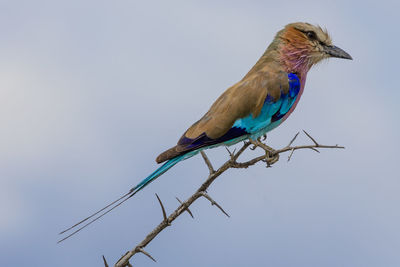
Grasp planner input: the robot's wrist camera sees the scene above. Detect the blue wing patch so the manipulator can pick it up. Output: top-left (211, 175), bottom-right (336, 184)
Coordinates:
top-left (233, 73), bottom-right (301, 137)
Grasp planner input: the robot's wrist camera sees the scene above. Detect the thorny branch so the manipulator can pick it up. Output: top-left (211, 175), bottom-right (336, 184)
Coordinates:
top-left (108, 132), bottom-right (344, 267)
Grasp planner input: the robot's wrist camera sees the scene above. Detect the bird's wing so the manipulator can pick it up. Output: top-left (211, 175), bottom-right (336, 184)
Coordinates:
top-left (156, 68), bottom-right (300, 163)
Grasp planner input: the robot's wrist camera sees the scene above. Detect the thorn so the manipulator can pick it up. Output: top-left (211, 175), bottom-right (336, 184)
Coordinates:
top-left (225, 147), bottom-right (236, 159)
top-left (138, 248), bottom-right (157, 262)
top-left (309, 147), bottom-right (320, 153)
top-left (303, 130), bottom-right (319, 146)
top-left (176, 197), bottom-right (194, 218)
top-left (225, 147), bottom-right (233, 156)
top-left (199, 191), bottom-right (230, 218)
top-left (287, 148), bottom-right (295, 162)
top-left (288, 132), bottom-right (300, 147)
top-left (155, 193), bottom-right (169, 225)
top-left (102, 255), bottom-right (109, 267)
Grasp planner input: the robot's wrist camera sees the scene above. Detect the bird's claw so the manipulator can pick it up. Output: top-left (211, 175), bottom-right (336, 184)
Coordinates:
top-left (256, 134), bottom-right (267, 143)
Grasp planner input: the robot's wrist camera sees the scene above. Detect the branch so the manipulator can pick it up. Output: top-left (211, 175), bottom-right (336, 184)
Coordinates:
top-left (112, 132), bottom-right (343, 266)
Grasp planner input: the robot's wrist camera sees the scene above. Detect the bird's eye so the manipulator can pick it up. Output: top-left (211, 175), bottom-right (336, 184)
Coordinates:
top-left (306, 31), bottom-right (317, 40)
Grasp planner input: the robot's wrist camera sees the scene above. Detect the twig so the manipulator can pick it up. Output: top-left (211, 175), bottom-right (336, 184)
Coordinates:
top-left (113, 132), bottom-right (343, 266)
top-left (200, 151), bottom-right (215, 174)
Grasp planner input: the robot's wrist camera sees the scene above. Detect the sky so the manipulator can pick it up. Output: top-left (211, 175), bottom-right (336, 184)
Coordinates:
top-left (0, 0), bottom-right (399, 266)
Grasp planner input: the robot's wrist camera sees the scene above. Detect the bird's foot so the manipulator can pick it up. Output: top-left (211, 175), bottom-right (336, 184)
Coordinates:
top-left (249, 138), bottom-right (279, 167)
top-left (263, 152), bottom-right (279, 167)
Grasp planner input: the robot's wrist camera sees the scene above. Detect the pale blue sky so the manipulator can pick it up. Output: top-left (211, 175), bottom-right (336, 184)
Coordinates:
top-left (1, 0), bottom-right (399, 266)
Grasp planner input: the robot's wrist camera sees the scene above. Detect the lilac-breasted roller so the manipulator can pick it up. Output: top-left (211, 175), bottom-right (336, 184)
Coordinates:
top-left (60, 22), bottom-right (352, 240)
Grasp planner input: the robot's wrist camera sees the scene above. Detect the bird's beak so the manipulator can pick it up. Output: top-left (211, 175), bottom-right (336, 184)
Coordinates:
top-left (323, 45), bottom-right (352, 60)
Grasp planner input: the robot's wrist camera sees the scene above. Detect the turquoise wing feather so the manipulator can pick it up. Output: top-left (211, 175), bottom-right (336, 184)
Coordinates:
top-left (232, 72), bottom-right (301, 139)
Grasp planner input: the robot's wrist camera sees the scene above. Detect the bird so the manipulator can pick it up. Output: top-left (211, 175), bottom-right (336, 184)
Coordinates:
top-left (59, 22), bottom-right (352, 242)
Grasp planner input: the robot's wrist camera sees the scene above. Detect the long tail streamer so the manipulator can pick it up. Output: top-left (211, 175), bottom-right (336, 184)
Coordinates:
top-left (58, 154), bottom-right (187, 243)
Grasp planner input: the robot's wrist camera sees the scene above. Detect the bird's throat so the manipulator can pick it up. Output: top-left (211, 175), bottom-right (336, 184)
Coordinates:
top-left (279, 45), bottom-right (312, 77)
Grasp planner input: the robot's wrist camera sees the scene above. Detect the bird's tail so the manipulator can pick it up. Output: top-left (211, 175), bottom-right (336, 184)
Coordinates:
top-left (58, 152), bottom-right (195, 243)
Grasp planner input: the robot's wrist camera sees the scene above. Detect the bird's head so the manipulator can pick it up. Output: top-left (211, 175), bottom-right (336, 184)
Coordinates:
top-left (276, 22), bottom-right (352, 74)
